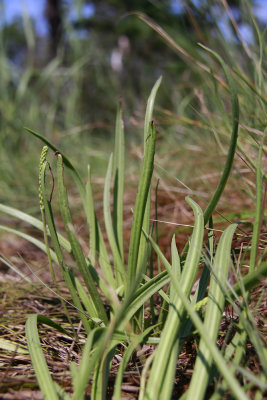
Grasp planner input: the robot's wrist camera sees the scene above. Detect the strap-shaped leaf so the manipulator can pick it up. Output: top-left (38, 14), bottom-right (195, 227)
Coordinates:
top-left (57, 154), bottom-right (108, 325)
top-left (26, 314), bottom-right (69, 400)
top-left (250, 131), bottom-right (266, 270)
top-left (0, 203), bottom-right (71, 252)
top-left (72, 328), bottom-right (106, 400)
top-left (137, 77), bottom-right (162, 275)
top-left (127, 121), bottom-right (156, 288)
top-left (145, 197), bottom-right (204, 399)
top-left (40, 161), bottom-right (91, 333)
top-left (199, 45), bottom-right (239, 224)
top-left (113, 101), bottom-right (125, 260)
top-left (186, 223), bottom-right (238, 400)
top-left (104, 154), bottom-right (125, 287)
top-left (155, 249), bottom-right (249, 400)
top-left (86, 165), bottom-right (116, 294)
top-left (113, 325), bottom-right (156, 400)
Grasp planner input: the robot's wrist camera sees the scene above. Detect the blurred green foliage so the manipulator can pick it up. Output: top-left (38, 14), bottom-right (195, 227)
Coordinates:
top-left (0, 0), bottom-right (266, 207)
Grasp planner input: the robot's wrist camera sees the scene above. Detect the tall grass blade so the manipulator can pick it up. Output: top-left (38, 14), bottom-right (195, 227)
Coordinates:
top-left (40, 158), bottom-right (91, 333)
top-left (91, 345), bottom-right (117, 399)
top-left (194, 260), bottom-right (267, 311)
top-left (231, 261), bottom-right (267, 296)
top-left (233, 68), bottom-right (267, 106)
top-left (133, 12), bottom-right (223, 81)
top-left (26, 314), bottom-right (63, 400)
top-left (39, 148), bottom-right (55, 282)
top-left (25, 129), bottom-right (117, 295)
top-left (0, 204), bottom-right (71, 252)
top-left (124, 270), bottom-right (170, 322)
top-left (212, 322), bottom-right (248, 398)
top-left (198, 45), bottom-right (239, 224)
top-left (170, 234), bottom-right (181, 303)
top-left (86, 164), bottom-right (97, 262)
top-left (113, 326), bottom-right (155, 400)
top-left (22, 3), bottom-right (35, 55)
top-left (0, 225), bottom-right (58, 262)
top-left (127, 121), bottom-right (156, 289)
top-left (0, 255), bottom-right (31, 283)
top-left (74, 277), bottom-right (102, 327)
top-left (137, 76), bottom-right (162, 275)
top-left (145, 197), bottom-right (204, 399)
top-left (153, 252), bottom-right (249, 400)
top-left (113, 101), bottom-right (125, 260)
top-left (144, 76), bottom-right (162, 141)
top-left (104, 153), bottom-right (125, 288)
top-left (39, 153), bottom-right (79, 334)
top-left (186, 223), bottom-right (238, 400)
top-left (250, 132), bottom-right (265, 270)
top-left (72, 328), bottom-right (106, 400)
top-left (85, 165), bottom-right (116, 291)
top-left (57, 154), bottom-right (108, 325)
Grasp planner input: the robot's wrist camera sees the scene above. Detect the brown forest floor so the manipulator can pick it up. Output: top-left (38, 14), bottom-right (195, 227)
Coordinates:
top-left (0, 179), bottom-right (266, 399)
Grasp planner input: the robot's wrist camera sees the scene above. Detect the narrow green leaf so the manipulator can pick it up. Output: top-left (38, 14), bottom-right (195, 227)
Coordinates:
top-left (144, 76), bottom-right (162, 144)
top-left (152, 254), bottom-right (249, 400)
top-left (57, 154), bottom-right (108, 325)
top-left (127, 121), bottom-right (156, 288)
top-left (233, 68), bottom-right (267, 106)
top-left (194, 260), bottom-right (267, 311)
top-left (0, 204), bottom-right (71, 253)
top-left (113, 326), bottom-right (156, 400)
top-left (145, 197), bottom-right (204, 399)
top-left (0, 225), bottom-right (58, 262)
top-left (250, 131), bottom-right (266, 270)
top-left (0, 254), bottom-right (32, 283)
top-left (24, 128), bottom-right (120, 294)
top-left (137, 77), bottom-right (162, 275)
top-left (170, 234), bottom-right (180, 303)
top-left (74, 277), bottom-right (103, 326)
top-left (86, 165), bottom-right (116, 293)
top-left (213, 321), bottom-right (247, 398)
top-left (124, 270), bottom-right (170, 322)
top-left (72, 328), bottom-right (106, 400)
top-left (22, 5), bottom-right (35, 51)
top-left (186, 223), bottom-right (238, 400)
top-left (86, 164), bottom-right (97, 262)
top-left (113, 101), bottom-right (125, 260)
top-left (198, 45), bottom-right (239, 224)
top-left (26, 314), bottom-right (60, 400)
top-left (40, 161), bottom-right (91, 333)
top-left (91, 345), bottom-right (117, 399)
top-left (104, 153), bottom-right (126, 287)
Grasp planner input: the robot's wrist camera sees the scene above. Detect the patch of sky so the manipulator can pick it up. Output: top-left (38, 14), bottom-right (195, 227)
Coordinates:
top-left (1, 0), bottom-right (95, 37)
top-left (1, 0), bottom-right (266, 40)
top-left (170, 0), bottom-right (184, 15)
top-left (207, 3), bottom-right (256, 45)
top-left (253, 0), bottom-right (267, 22)
top-left (66, 1), bottom-right (95, 39)
top-left (1, 0), bottom-right (47, 36)
top-left (239, 24), bottom-right (254, 44)
top-left (67, 1), bottom-right (95, 22)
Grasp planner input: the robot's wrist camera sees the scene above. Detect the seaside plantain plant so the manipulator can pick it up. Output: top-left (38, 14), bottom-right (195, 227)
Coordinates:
top-left (0, 45), bottom-right (266, 399)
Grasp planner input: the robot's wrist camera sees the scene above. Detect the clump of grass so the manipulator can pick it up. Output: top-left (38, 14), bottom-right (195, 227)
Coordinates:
top-left (1, 8), bottom-right (267, 399)
top-left (1, 65), bottom-right (267, 400)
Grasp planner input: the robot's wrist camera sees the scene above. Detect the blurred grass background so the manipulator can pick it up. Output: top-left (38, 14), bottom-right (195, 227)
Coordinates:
top-left (0, 0), bottom-right (266, 222)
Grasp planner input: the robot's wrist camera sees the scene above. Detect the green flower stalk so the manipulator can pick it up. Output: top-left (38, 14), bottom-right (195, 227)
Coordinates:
top-left (39, 145), bottom-right (48, 211)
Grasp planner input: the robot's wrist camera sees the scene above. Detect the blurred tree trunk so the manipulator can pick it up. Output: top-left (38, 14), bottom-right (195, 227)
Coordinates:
top-left (45, 0), bottom-right (62, 59)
